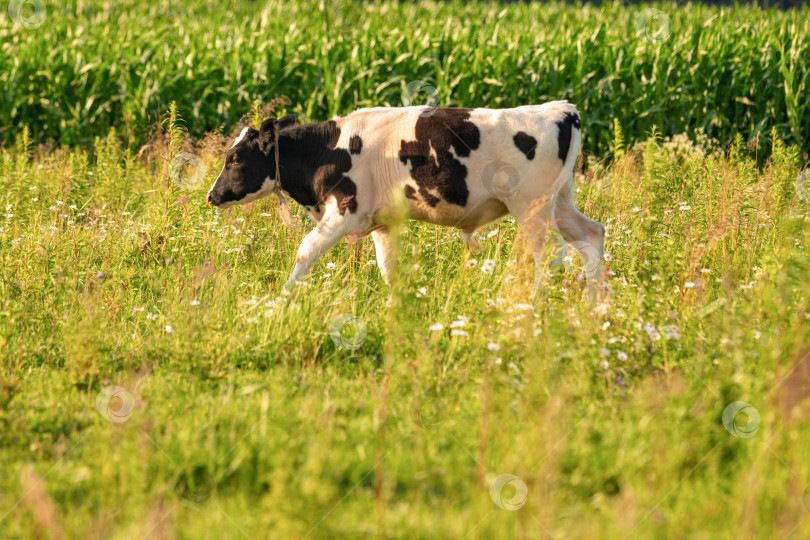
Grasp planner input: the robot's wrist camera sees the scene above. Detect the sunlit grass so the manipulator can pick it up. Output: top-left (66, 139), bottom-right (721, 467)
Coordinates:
top-left (0, 115), bottom-right (808, 538)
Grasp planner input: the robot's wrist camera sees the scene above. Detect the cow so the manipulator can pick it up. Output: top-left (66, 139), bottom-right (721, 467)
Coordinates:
top-left (206, 102), bottom-right (605, 297)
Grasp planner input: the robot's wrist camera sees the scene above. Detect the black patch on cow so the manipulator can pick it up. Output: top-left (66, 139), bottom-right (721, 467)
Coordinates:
top-left (349, 135), bottom-right (362, 155)
top-left (555, 112), bottom-right (581, 164)
top-left (398, 108), bottom-right (480, 207)
top-left (513, 131), bottom-right (537, 160)
top-left (275, 120), bottom-right (358, 215)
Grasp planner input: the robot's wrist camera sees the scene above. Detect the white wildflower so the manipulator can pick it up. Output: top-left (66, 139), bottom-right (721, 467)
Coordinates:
top-left (643, 322), bottom-right (661, 341)
top-left (663, 325), bottom-right (681, 340)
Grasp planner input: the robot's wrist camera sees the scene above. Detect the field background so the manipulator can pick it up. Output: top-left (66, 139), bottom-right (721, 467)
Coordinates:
top-left (2, 1), bottom-right (810, 539)
top-left (1, 0), bottom-right (809, 155)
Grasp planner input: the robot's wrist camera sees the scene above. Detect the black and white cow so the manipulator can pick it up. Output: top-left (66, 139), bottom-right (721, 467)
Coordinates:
top-left (207, 102), bottom-right (605, 295)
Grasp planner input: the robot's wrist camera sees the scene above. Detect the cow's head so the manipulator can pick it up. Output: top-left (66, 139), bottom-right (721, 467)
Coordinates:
top-left (207, 115), bottom-right (296, 208)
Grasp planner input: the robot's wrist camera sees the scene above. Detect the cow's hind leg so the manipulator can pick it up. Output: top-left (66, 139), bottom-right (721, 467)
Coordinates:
top-left (554, 183), bottom-right (605, 301)
top-left (284, 203), bottom-right (366, 291)
top-left (505, 194), bottom-right (557, 292)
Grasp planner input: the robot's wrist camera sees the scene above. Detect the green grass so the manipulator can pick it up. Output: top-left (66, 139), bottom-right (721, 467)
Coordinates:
top-left (1, 0), bottom-right (809, 155)
top-left (0, 116), bottom-right (808, 538)
top-left (2, 0), bottom-right (810, 537)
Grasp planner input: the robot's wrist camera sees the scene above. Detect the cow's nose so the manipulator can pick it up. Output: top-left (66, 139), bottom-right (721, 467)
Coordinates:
top-left (207, 192), bottom-right (214, 205)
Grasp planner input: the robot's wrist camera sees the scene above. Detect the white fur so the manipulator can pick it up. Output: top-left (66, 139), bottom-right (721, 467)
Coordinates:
top-left (231, 127), bottom-right (250, 148)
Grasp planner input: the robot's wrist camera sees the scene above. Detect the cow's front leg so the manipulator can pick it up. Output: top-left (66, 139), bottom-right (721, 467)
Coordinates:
top-left (284, 206), bottom-right (363, 291)
top-left (371, 229), bottom-right (397, 284)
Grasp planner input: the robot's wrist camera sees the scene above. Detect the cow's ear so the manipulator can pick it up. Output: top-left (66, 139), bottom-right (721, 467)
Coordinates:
top-left (278, 114), bottom-right (296, 130)
top-left (258, 118), bottom-right (279, 154)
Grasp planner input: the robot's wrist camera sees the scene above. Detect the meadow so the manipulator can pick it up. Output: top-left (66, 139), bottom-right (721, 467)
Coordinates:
top-left (2, 0), bottom-right (810, 539)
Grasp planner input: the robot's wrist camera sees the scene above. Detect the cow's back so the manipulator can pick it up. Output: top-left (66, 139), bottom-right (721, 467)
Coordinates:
top-left (331, 103), bottom-right (580, 226)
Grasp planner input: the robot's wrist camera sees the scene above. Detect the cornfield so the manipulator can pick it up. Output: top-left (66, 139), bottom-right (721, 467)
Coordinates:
top-left (1, 0), bottom-right (809, 155)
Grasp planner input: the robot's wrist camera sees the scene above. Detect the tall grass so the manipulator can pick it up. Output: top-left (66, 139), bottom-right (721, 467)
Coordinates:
top-left (0, 110), bottom-right (808, 537)
top-left (1, 0), bottom-right (809, 156)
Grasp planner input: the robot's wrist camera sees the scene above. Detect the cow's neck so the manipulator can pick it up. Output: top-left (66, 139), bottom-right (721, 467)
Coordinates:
top-left (274, 120), bottom-right (345, 210)
top-left (274, 131), bottom-right (317, 208)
